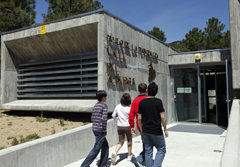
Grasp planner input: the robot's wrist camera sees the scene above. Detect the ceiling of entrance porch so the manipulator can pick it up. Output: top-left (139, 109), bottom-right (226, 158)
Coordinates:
top-left (4, 23), bottom-right (98, 61)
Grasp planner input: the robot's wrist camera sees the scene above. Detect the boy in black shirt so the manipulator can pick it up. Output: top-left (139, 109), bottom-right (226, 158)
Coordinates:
top-left (138, 82), bottom-right (168, 167)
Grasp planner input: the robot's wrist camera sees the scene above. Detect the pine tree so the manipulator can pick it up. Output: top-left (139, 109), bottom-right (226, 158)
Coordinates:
top-left (148, 26), bottom-right (167, 42)
top-left (0, 0), bottom-right (36, 33)
top-left (0, 0), bottom-right (36, 60)
top-left (43, 0), bottom-right (103, 22)
top-left (204, 17), bottom-right (225, 50)
top-left (184, 27), bottom-right (205, 51)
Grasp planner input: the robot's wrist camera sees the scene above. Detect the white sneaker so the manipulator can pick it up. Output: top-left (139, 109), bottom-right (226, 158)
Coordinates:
top-left (111, 153), bottom-right (117, 165)
top-left (127, 155), bottom-right (132, 161)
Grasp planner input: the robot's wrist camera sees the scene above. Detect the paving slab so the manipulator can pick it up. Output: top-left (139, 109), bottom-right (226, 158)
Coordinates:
top-left (64, 123), bottom-right (226, 167)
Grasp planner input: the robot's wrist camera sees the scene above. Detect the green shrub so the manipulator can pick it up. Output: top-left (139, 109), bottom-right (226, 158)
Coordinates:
top-left (11, 134), bottom-right (41, 146)
top-left (19, 135), bottom-right (26, 143)
top-left (36, 111), bottom-right (52, 122)
top-left (11, 138), bottom-right (19, 146)
top-left (59, 117), bottom-right (65, 126)
top-left (25, 133), bottom-right (40, 141)
top-left (7, 136), bottom-right (14, 140)
top-left (0, 146), bottom-right (6, 150)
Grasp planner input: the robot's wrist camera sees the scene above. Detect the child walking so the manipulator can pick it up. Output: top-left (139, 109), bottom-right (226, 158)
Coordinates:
top-left (81, 90), bottom-right (109, 167)
top-left (111, 93), bottom-right (132, 165)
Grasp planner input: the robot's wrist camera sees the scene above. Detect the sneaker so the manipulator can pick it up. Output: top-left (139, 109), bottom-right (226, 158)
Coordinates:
top-left (111, 153), bottom-right (117, 165)
top-left (127, 155), bottom-right (132, 161)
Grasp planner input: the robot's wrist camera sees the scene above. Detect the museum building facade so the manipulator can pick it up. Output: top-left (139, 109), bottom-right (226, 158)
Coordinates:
top-left (0, 9), bottom-right (234, 125)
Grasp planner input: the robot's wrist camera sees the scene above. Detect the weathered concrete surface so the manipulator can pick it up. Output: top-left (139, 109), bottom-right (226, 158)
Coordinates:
top-left (220, 99), bottom-right (240, 167)
top-left (1, 10), bottom-right (179, 125)
top-left (4, 23), bottom-right (98, 60)
top-left (169, 49), bottom-right (231, 66)
top-left (1, 13), bottom-right (102, 107)
top-left (2, 100), bottom-right (97, 112)
top-left (103, 13), bottom-right (178, 124)
top-left (0, 119), bottom-right (137, 167)
top-left (229, 0), bottom-right (240, 90)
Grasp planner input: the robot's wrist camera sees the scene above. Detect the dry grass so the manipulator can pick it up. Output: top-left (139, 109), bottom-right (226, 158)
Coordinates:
top-left (0, 110), bottom-right (91, 149)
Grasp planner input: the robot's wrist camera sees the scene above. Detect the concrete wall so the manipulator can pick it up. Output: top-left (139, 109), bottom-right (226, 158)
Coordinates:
top-left (229, 0), bottom-right (240, 92)
top-left (220, 99), bottom-right (240, 167)
top-left (169, 49), bottom-right (231, 66)
top-left (1, 10), bottom-right (179, 124)
top-left (1, 12), bottom-right (102, 111)
top-left (0, 119), bottom-right (136, 167)
top-left (102, 13), bottom-right (178, 123)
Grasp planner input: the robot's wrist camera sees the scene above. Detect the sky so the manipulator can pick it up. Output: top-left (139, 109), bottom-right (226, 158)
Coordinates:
top-left (35, 0), bottom-right (230, 43)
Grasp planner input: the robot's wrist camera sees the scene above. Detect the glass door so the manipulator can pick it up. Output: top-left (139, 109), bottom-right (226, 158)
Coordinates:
top-left (173, 67), bottom-right (200, 123)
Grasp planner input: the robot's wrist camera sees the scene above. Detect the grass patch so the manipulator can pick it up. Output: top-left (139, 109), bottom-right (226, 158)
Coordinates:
top-left (36, 111), bottom-right (52, 122)
top-left (7, 136), bottom-right (14, 140)
top-left (11, 133), bottom-right (41, 146)
top-left (63, 128), bottom-right (68, 131)
top-left (83, 122), bottom-right (89, 125)
top-left (11, 137), bottom-right (19, 146)
top-left (0, 146), bottom-right (6, 150)
top-left (8, 122), bottom-right (12, 126)
top-left (59, 117), bottom-right (65, 126)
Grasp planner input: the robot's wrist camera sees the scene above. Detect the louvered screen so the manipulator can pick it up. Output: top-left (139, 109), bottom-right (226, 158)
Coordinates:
top-left (17, 52), bottom-right (98, 99)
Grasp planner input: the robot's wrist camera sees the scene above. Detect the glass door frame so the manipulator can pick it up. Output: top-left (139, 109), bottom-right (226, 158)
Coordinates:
top-left (171, 65), bottom-right (202, 124)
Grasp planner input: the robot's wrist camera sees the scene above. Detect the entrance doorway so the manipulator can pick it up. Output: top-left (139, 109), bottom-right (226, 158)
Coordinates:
top-left (201, 65), bottom-right (232, 126)
top-left (172, 63), bottom-right (232, 126)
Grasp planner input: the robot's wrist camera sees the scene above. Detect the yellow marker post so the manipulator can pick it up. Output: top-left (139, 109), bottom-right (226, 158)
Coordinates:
top-left (41, 25), bottom-right (46, 34)
top-left (195, 53), bottom-right (201, 62)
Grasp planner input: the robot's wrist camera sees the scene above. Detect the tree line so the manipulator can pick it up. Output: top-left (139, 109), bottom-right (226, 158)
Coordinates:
top-left (0, 1), bottom-right (230, 55)
top-left (148, 17), bottom-right (230, 52)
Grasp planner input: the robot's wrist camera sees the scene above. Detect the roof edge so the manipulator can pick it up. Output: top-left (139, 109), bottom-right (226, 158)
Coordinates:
top-left (0, 9), bottom-right (180, 52)
top-left (168, 48), bottom-right (231, 56)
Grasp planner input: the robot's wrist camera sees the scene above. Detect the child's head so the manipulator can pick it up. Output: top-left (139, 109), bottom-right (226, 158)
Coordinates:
top-left (96, 90), bottom-right (107, 102)
top-left (120, 93), bottom-right (131, 106)
top-left (138, 83), bottom-right (147, 94)
top-left (148, 82), bottom-right (158, 96)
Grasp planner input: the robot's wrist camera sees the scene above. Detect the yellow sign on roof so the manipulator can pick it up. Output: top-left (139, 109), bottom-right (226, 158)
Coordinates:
top-left (41, 25), bottom-right (46, 34)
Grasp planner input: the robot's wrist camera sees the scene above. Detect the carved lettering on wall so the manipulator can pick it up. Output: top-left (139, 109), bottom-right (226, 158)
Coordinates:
top-left (106, 35), bottom-right (159, 59)
top-left (115, 76), bottom-right (122, 84)
top-left (107, 75), bottom-right (135, 85)
top-left (107, 48), bottom-right (125, 61)
top-left (108, 75), bottom-right (113, 83)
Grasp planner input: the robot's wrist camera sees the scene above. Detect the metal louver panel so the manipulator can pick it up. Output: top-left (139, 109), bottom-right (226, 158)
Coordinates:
top-left (17, 51), bottom-right (98, 99)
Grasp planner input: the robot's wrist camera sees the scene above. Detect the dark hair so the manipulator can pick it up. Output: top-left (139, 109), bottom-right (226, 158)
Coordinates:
top-left (96, 90), bottom-right (107, 102)
top-left (148, 82), bottom-right (158, 96)
top-left (138, 83), bottom-right (147, 93)
top-left (120, 93), bottom-right (131, 106)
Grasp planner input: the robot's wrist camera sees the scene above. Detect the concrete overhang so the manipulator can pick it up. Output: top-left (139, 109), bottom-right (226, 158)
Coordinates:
top-left (4, 23), bottom-right (98, 61)
top-left (168, 48), bottom-right (231, 66)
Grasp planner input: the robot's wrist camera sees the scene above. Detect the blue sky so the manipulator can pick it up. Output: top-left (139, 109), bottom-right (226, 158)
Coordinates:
top-left (35, 0), bottom-right (230, 43)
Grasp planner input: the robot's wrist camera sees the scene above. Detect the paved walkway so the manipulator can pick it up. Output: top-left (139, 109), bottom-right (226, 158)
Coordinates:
top-left (65, 123), bottom-right (226, 167)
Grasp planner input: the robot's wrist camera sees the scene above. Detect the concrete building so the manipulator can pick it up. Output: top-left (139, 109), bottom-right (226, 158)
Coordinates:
top-left (229, 0), bottom-right (240, 96)
top-left (0, 8), bottom-right (235, 126)
top-left (0, 9), bottom-right (178, 123)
